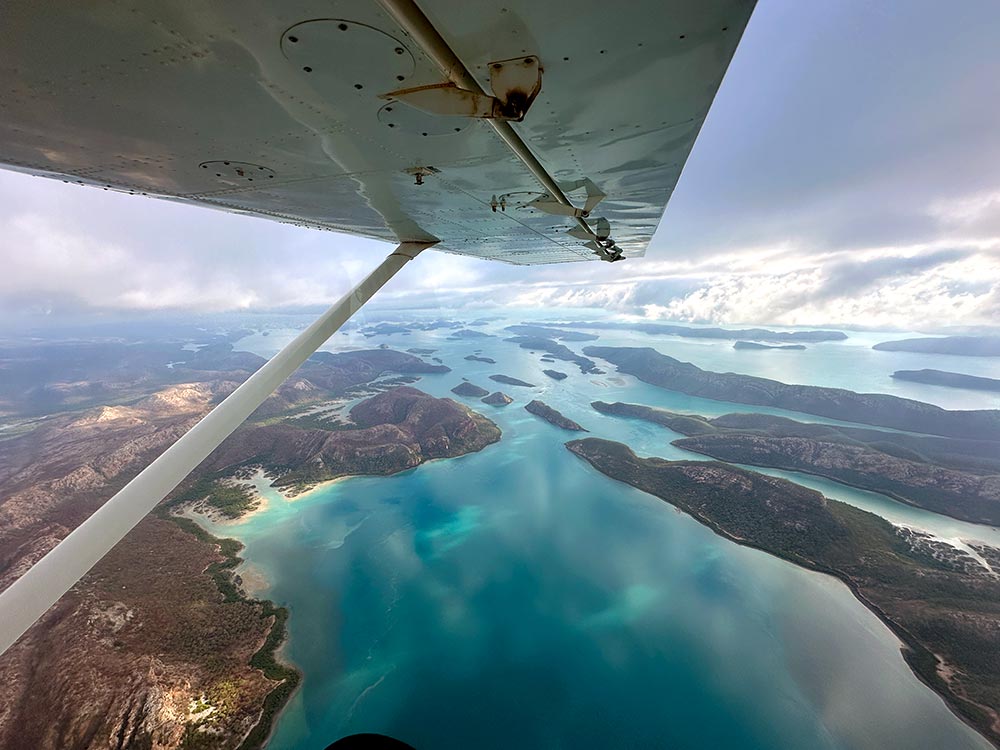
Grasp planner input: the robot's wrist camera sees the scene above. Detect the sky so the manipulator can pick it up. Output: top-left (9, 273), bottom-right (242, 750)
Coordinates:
top-left (1, 0), bottom-right (999, 331)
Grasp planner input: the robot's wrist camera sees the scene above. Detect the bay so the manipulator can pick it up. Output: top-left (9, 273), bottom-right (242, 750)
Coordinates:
top-left (199, 310), bottom-right (999, 749)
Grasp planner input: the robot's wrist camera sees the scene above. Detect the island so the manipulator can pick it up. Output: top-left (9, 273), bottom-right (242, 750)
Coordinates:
top-left (543, 369), bottom-right (568, 380)
top-left (505, 335), bottom-right (600, 374)
top-left (525, 401), bottom-right (586, 431)
top-left (584, 346), bottom-right (1000, 441)
top-left (504, 324), bottom-right (599, 342)
top-left (566, 437), bottom-right (1000, 748)
top-left (591, 402), bottom-right (1000, 525)
top-left (451, 381), bottom-right (490, 398)
top-left (481, 391), bottom-right (513, 406)
top-left (465, 354), bottom-right (497, 364)
top-left (733, 341), bottom-right (806, 350)
top-left (892, 369), bottom-right (1000, 393)
top-left (360, 320), bottom-right (463, 337)
top-left (0, 336), bottom-right (491, 750)
top-left (874, 336), bottom-right (1000, 357)
top-left (448, 328), bottom-right (493, 339)
top-left (489, 374), bottom-right (536, 387)
top-left (539, 321), bottom-right (847, 342)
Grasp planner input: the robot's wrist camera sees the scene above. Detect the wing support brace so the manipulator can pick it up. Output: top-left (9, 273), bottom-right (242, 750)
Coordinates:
top-left (375, 0), bottom-right (624, 260)
top-left (0, 241), bottom-right (435, 656)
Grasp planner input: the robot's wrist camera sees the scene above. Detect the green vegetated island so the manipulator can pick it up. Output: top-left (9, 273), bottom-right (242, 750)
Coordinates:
top-left (874, 336), bottom-right (1000, 357)
top-left (585, 346), bottom-right (1000, 441)
top-left (893, 369), bottom-right (1000, 393)
top-left (567, 437), bottom-right (1000, 747)
top-left (591, 402), bottom-right (1000, 526)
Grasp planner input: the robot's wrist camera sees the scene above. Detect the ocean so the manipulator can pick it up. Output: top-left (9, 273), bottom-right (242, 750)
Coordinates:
top-left (194, 310), bottom-right (1000, 749)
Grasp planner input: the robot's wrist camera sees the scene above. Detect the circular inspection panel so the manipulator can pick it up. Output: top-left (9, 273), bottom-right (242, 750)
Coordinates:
top-left (281, 20), bottom-right (415, 93)
top-left (376, 102), bottom-right (469, 136)
top-left (199, 160), bottom-right (275, 184)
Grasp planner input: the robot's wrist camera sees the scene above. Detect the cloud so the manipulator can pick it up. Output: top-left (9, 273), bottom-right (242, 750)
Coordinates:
top-left (2, 0), bottom-right (1000, 332)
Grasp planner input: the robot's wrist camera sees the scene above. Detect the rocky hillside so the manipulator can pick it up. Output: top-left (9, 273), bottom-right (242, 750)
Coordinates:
top-left (592, 401), bottom-right (1000, 525)
top-left (198, 386), bottom-right (501, 493)
top-left (585, 346), bottom-right (1000, 440)
top-left (567, 438), bottom-right (1000, 747)
top-left (0, 341), bottom-right (464, 750)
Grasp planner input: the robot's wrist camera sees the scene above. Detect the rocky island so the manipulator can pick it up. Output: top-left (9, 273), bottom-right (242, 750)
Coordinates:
top-left (585, 346), bottom-right (1000, 441)
top-left (452, 381), bottom-right (490, 397)
top-left (525, 400), bottom-right (586, 431)
top-left (733, 341), bottom-right (806, 350)
top-left (448, 328), bottom-right (493, 340)
top-left (465, 354), bottom-right (497, 364)
top-left (592, 401), bottom-right (1000, 525)
top-left (481, 391), bottom-right (513, 406)
top-left (874, 336), bottom-right (1000, 357)
top-left (489, 374), bottom-right (536, 387)
top-left (543, 369), bottom-right (568, 380)
top-left (567, 437), bottom-right (1000, 748)
top-left (504, 324), bottom-right (598, 342)
top-left (892, 369), bottom-right (1000, 393)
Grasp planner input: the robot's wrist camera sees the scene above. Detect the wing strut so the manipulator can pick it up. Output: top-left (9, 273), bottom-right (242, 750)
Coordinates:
top-left (374, 0), bottom-right (620, 258)
top-left (0, 241), bottom-right (435, 656)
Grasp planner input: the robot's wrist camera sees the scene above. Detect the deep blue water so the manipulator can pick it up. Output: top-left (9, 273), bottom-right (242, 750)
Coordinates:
top-left (199, 311), bottom-right (1000, 750)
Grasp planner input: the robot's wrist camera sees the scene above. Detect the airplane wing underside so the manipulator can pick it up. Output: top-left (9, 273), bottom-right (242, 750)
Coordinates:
top-left (0, 1), bottom-right (753, 263)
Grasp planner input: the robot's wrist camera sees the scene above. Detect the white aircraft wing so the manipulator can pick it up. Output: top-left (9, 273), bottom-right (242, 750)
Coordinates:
top-left (0, 0), bottom-right (756, 653)
top-left (0, 0), bottom-right (754, 264)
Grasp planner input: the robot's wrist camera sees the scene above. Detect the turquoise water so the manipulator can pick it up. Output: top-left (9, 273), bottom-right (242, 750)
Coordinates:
top-left (206, 312), bottom-right (999, 749)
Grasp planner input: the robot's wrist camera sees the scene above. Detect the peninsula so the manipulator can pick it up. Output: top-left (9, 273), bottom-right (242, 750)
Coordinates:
top-left (193, 387), bottom-right (501, 495)
top-left (584, 346), bottom-right (1000, 441)
top-left (592, 402), bottom-right (1000, 525)
top-left (567, 438), bottom-right (1000, 748)
top-left (892, 369), bottom-right (1000, 393)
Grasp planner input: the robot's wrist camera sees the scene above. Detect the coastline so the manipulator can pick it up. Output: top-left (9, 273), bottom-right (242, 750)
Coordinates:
top-left (155, 505), bottom-right (301, 750)
top-left (566, 445), bottom-right (1000, 749)
top-left (671, 444), bottom-right (1000, 534)
top-left (158, 410), bottom-right (503, 746)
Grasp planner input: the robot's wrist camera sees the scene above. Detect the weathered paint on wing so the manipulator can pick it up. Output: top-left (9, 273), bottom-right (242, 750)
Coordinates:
top-left (0, 1), bottom-right (754, 262)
